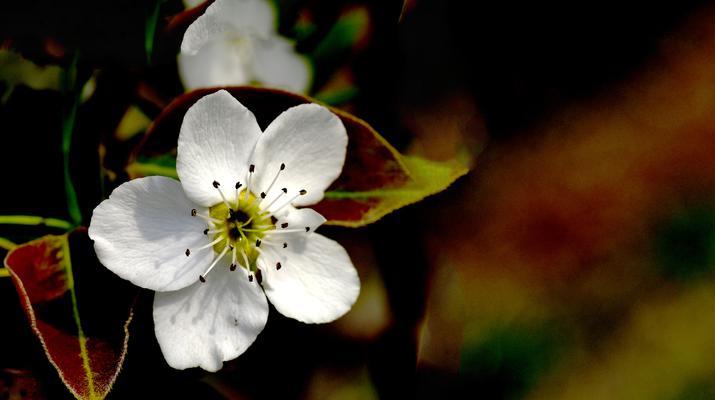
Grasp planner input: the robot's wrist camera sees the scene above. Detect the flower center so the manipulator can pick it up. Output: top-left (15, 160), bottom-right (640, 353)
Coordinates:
top-left (207, 192), bottom-right (273, 264)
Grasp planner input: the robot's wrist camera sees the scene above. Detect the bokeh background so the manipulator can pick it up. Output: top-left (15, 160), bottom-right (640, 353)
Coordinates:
top-left (2, 0), bottom-right (715, 398)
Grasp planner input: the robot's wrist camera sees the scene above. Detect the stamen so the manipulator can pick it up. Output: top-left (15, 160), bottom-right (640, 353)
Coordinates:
top-left (259, 188), bottom-right (287, 213)
top-left (255, 239), bottom-right (261, 247)
top-left (234, 181), bottom-right (242, 209)
top-left (192, 209), bottom-right (221, 224)
top-left (283, 242), bottom-right (288, 248)
top-left (244, 164), bottom-right (255, 204)
top-left (276, 262), bottom-right (282, 270)
top-left (259, 163), bottom-right (285, 204)
top-left (281, 223), bottom-right (288, 228)
top-left (268, 228), bottom-right (309, 234)
top-left (269, 189), bottom-right (308, 217)
top-left (212, 180), bottom-right (233, 210)
top-left (199, 244), bottom-right (230, 282)
top-left (240, 249), bottom-right (251, 271)
top-left (203, 229), bottom-right (209, 235)
top-left (185, 249), bottom-right (190, 257)
top-left (249, 274), bottom-right (254, 282)
top-left (195, 235), bottom-right (226, 251)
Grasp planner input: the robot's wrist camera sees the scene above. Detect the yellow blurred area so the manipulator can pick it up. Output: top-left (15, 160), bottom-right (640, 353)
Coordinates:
top-left (418, 3), bottom-right (715, 396)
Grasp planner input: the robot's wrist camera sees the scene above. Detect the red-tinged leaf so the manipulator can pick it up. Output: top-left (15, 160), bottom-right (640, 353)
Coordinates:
top-left (129, 86), bottom-right (467, 227)
top-left (4, 228), bottom-right (136, 400)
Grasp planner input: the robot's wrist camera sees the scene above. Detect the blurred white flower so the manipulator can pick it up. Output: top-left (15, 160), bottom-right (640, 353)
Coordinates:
top-left (179, 0), bottom-right (311, 93)
top-left (89, 90), bottom-right (358, 371)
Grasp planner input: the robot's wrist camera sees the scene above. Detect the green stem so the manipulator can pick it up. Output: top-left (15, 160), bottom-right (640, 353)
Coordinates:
top-left (0, 215), bottom-right (73, 230)
top-left (0, 237), bottom-right (16, 250)
top-left (61, 52), bottom-right (83, 225)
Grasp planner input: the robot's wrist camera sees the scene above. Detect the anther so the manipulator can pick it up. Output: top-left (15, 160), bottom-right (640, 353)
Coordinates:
top-left (230, 264), bottom-right (236, 271)
top-left (300, 189), bottom-right (307, 195)
top-left (212, 180), bottom-right (220, 188)
top-left (185, 249), bottom-right (190, 257)
top-left (305, 227), bottom-right (310, 232)
top-left (260, 192), bottom-right (266, 199)
top-left (283, 242), bottom-right (287, 248)
top-left (199, 275), bottom-right (206, 283)
top-left (203, 229), bottom-right (209, 235)
top-left (248, 274), bottom-right (254, 282)
top-left (235, 182), bottom-right (242, 189)
top-left (191, 208), bottom-right (197, 216)
top-left (280, 163), bottom-right (285, 170)
top-left (276, 262), bottom-right (282, 270)
top-left (281, 223), bottom-right (288, 228)
top-left (249, 164), bottom-right (255, 173)
top-left (282, 188), bottom-right (287, 193)
top-left (255, 239), bottom-right (261, 247)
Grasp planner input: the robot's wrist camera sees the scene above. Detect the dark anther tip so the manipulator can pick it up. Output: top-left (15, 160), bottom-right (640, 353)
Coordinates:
top-left (283, 242), bottom-right (288, 248)
top-left (249, 275), bottom-right (254, 282)
top-left (191, 209), bottom-right (197, 216)
top-left (255, 239), bottom-right (261, 247)
top-left (185, 249), bottom-right (191, 257)
top-left (230, 264), bottom-right (236, 271)
top-left (260, 192), bottom-right (266, 199)
top-left (281, 222), bottom-right (288, 228)
top-left (199, 275), bottom-right (206, 283)
top-left (212, 180), bottom-right (220, 188)
top-left (305, 227), bottom-right (310, 232)
top-left (249, 164), bottom-right (255, 173)
top-left (281, 188), bottom-right (287, 193)
top-left (280, 163), bottom-right (285, 170)
top-left (235, 182), bottom-right (242, 189)
top-left (276, 262), bottom-right (282, 270)
top-left (299, 189), bottom-right (307, 195)
top-left (203, 229), bottom-right (209, 235)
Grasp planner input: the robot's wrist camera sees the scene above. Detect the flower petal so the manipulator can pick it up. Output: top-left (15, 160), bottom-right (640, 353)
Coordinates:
top-left (153, 265), bottom-right (268, 371)
top-left (178, 39), bottom-right (251, 90)
top-left (181, 0), bottom-right (275, 55)
top-left (251, 36), bottom-right (311, 93)
top-left (251, 104), bottom-right (347, 206)
top-left (260, 233), bottom-right (359, 323)
top-left (88, 176), bottom-right (214, 292)
top-left (272, 206), bottom-right (326, 232)
top-left (177, 90), bottom-right (262, 207)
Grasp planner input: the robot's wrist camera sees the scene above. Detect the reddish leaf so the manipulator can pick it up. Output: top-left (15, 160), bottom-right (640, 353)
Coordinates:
top-left (130, 87), bottom-right (467, 226)
top-left (4, 228), bottom-right (136, 400)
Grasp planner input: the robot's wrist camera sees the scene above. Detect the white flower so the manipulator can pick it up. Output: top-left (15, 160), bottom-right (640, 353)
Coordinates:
top-left (179, 0), bottom-right (311, 94)
top-left (88, 90), bottom-right (359, 371)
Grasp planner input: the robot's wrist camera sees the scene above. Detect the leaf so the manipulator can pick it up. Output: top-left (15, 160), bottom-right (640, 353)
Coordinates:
top-left (129, 86), bottom-right (467, 227)
top-left (4, 229), bottom-right (136, 400)
top-left (0, 49), bottom-right (62, 102)
top-left (310, 6), bottom-right (370, 62)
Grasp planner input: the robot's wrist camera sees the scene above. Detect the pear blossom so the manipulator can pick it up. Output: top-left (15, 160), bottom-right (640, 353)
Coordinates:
top-left (179, 0), bottom-right (311, 93)
top-left (88, 90), bottom-right (359, 371)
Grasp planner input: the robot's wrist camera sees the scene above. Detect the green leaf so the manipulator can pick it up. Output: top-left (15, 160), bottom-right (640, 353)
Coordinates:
top-left (311, 7), bottom-right (370, 62)
top-left (4, 229), bottom-right (136, 400)
top-left (145, 0), bottom-right (162, 64)
top-left (0, 49), bottom-right (62, 102)
top-left (129, 86), bottom-right (467, 227)
top-left (319, 155), bottom-right (468, 227)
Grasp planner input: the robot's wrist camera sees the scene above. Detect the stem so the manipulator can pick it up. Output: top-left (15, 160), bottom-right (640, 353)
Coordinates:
top-left (0, 237), bottom-right (16, 250)
top-left (0, 215), bottom-right (73, 230)
top-left (61, 52), bottom-right (83, 226)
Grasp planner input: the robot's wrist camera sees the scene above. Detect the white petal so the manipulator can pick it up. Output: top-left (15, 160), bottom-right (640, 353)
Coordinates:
top-left (251, 104), bottom-right (347, 206)
top-left (88, 176), bottom-right (214, 292)
top-left (260, 233), bottom-right (359, 324)
top-left (251, 36), bottom-right (311, 93)
top-left (181, 0), bottom-right (275, 56)
top-left (178, 39), bottom-right (251, 90)
top-left (153, 266), bottom-right (268, 371)
top-left (177, 90), bottom-right (262, 207)
top-left (273, 206), bottom-right (326, 232)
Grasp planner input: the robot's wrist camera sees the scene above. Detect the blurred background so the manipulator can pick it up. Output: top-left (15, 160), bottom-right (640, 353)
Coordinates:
top-left (2, 0), bottom-right (715, 398)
